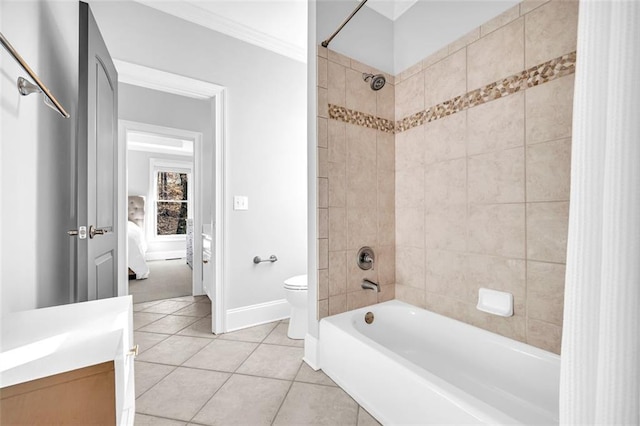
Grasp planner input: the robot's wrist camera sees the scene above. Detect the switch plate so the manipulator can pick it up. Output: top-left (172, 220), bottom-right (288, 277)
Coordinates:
top-left (233, 196), bottom-right (248, 210)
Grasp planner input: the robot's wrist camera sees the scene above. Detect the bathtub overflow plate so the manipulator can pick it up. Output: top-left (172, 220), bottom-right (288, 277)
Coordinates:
top-left (365, 312), bottom-right (374, 324)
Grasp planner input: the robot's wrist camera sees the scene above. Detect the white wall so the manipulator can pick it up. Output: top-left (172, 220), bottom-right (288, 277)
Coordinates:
top-left (91, 1), bottom-right (308, 312)
top-left (1, 0), bottom-right (79, 313)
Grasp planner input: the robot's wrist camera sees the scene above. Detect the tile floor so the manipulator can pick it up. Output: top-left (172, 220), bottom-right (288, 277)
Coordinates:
top-left (133, 296), bottom-right (380, 425)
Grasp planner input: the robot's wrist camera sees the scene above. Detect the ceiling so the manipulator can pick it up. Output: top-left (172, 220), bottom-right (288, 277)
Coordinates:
top-left (366, 0), bottom-right (420, 20)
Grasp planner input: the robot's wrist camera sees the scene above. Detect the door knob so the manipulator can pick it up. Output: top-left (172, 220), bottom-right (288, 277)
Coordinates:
top-left (89, 225), bottom-right (108, 239)
top-left (68, 226), bottom-right (87, 239)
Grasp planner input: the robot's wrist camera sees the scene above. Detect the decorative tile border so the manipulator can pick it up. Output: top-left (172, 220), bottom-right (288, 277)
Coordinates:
top-left (328, 51), bottom-right (576, 134)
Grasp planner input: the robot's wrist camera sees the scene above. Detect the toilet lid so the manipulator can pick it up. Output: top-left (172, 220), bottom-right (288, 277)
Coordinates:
top-left (284, 274), bottom-right (308, 290)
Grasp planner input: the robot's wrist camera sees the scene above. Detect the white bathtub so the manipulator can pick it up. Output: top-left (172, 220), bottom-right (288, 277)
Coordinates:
top-left (319, 300), bottom-right (560, 425)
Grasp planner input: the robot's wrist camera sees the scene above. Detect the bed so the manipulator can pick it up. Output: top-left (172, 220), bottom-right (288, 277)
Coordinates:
top-left (128, 195), bottom-right (149, 279)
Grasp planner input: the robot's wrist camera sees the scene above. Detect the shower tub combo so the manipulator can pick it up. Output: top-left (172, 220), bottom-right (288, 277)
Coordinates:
top-left (319, 300), bottom-right (560, 425)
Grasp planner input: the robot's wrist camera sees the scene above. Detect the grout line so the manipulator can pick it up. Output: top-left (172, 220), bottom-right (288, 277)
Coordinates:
top-left (270, 362), bottom-right (304, 425)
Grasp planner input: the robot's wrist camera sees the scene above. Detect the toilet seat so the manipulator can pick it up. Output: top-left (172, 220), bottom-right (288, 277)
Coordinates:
top-left (284, 275), bottom-right (307, 291)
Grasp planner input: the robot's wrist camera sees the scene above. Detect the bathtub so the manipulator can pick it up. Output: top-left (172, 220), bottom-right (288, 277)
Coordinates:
top-left (319, 300), bottom-right (560, 425)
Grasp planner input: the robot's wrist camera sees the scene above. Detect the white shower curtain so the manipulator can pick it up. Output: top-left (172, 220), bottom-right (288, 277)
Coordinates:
top-left (559, 0), bottom-right (640, 424)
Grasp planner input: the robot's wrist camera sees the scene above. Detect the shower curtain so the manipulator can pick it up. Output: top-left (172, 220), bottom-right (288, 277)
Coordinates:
top-left (559, 0), bottom-right (640, 424)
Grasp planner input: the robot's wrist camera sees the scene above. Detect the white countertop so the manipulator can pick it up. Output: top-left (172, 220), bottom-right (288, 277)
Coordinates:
top-left (0, 296), bottom-right (133, 388)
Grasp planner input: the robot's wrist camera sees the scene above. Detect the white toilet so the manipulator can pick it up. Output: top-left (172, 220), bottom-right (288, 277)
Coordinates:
top-left (284, 274), bottom-right (308, 339)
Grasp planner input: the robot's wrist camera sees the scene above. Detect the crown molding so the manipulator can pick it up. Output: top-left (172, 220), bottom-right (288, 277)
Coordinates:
top-left (113, 59), bottom-right (223, 100)
top-left (134, 0), bottom-right (306, 63)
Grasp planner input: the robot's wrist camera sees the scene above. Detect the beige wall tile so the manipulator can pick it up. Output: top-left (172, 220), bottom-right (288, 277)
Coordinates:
top-left (377, 131), bottom-right (394, 171)
top-left (318, 178), bottom-right (328, 208)
top-left (525, 0), bottom-right (579, 68)
top-left (317, 45), bottom-right (328, 58)
top-left (424, 112), bottom-right (466, 164)
top-left (376, 84), bottom-right (395, 122)
top-left (377, 245), bottom-right (396, 286)
top-left (347, 289), bottom-right (378, 310)
top-left (328, 162), bottom-right (345, 207)
top-left (527, 319), bottom-right (562, 354)
top-left (318, 57), bottom-right (328, 89)
top-left (349, 58), bottom-right (378, 75)
top-left (396, 167), bottom-right (425, 209)
top-left (467, 18), bottom-right (524, 90)
top-left (473, 311), bottom-right (527, 342)
top-left (318, 269), bottom-right (329, 300)
top-left (481, 5), bottom-right (520, 36)
top-left (527, 202), bottom-right (569, 263)
top-left (424, 48), bottom-right (466, 108)
top-left (318, 238), bottom-right (328, 269)
top-left (346, 125), bottom-right (377, 208)
top-left (424, 158), bottom-right (467, 209)
top-left (328, 120), bottom-right (346, 163)
top-left (347, 207), bottom-right (377, 250)
top-left (424, 293), bottom-right (470, 323)
top-left (425, 206), bottom-right (467, 251)
top-left (467, 92), bottom-right (525, 155)
top-left (377, 197), bottom-right (395, 248)
top-left (425, 249), bottom-right (468, 300)
top-left (395, 70), bottom-right (425, 119)
top-left (396, 207), bottom-right (425, 248)
top-left (395, 285), bottom-right (426, 308)
top-left (448, 28), bottom-right (480, 54)
top-left (421, 46), bottom-right (449, 70)
top-left (468, 204), bottom-right (526, 258)
top-left (468, 147), bottom-right (525, 204)
top-left (346, 68), bottom-right (376, 116)
top-left (327, 49), bottom-right (350, 67)
top-left (396, 124), bottom-right (425, 170)
top-left (526, 138), bottom-right (572, 202)
top-left (328, 207), bottom-right (347, 251)
top-left (520, 0), bottom-right (550, 15)
top-left (379, 284), bottom-right (395, 303)
top-left (318, 147), bottom-right (328, 178)
top-left (466, 254), bottom-right (526, 313)
top-left (328, 294), bottom-right (347, 316)
top-left (328, 251), bottom-right (347, 296)
top-left (317, 118), bottom-right (328, 149)
top-left (318, 208), bottom-right (328, 239)
top-left (318, 299), bottom-right (329, 319)
top-left (317, 88), bottom-right (328, 118)
top-left (527, 261), bottom-right (565, 326)
top-left (525, 75), bottom-right (575, 144)
top-left (396, 61), bottom-right (423, 83)
top-left (396, 246), bottom-right (426, 289)
top-left (328, 61), bottom-right (346, 106)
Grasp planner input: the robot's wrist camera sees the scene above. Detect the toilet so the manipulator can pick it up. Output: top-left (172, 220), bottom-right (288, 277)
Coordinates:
top-left (284, 274), bottom-right (308, 339)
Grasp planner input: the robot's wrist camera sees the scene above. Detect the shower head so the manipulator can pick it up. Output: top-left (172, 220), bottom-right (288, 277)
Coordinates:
top-left (362, 73), bottom-right (386, 91)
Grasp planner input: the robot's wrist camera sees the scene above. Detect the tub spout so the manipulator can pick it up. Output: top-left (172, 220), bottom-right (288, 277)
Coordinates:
top-left (362, 279), bottom-right (380, 292)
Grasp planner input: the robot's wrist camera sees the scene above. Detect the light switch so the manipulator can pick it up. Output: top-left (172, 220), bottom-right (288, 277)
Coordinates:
top-left (233, 196), bottom-right (248, 210)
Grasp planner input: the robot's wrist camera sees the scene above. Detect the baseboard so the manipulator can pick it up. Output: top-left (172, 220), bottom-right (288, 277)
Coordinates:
top-left (145, 250), bottom-right (186, 261)
top-left (225, 299), bottom-right (289, 332)
top-left (303, 333), bottom-right (320, 370)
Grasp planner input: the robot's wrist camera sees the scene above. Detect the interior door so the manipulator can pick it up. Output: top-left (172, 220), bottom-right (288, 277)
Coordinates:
top-left (76, 1), bottom-right (118, 301)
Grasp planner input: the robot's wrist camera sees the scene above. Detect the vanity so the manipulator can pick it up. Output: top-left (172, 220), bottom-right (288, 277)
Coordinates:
top-left (0, 296), bottom-right (135, 425)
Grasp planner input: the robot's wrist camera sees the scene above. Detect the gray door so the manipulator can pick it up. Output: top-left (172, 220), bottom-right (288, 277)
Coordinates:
top-left (76, 1), bottom-right (118, 301)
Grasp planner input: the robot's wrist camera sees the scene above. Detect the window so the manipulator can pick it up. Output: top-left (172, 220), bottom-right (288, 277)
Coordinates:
top-left (150, 159), bottom-right (192, 239)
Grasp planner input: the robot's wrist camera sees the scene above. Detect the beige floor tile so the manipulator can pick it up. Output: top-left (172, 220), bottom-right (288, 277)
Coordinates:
top-left (137, 335), bottom-right (211, 366)
top-left (138, 314), bottom-right (199, 334)
top-left (134, 312), bottom-right (167, 330)
top-left (357, 407), bottom-right (381, 426)
top-left (183, 339), bottom-right (258, 372)
top-left (142, 300), bottom-right (194, 315)
top-left (173, 302), bottom-right (211, 318)
top-left (176, 318), bottom-right (217, 339)
top-left (263, 323), bottom-right (304, 348)
top-left (218, 322), bottom-right (279, 343)
top-left (134, 331), bottom-right (171, 354)
top-left (136, 367), bottom-right (229, 421)
top-left (134, 300), bottom-right (163, 312)
top-left (135, 361), bottom-right (176, 398)
top-left (236, 344), bottom-right (303, 380)
top-left (134, 413), bottom-right (186, 425)
top-left (192, 374), bottom-right (290, 425)
top-left (294, 363), bottom-right (337, 387)
top-left (273, 382), bottom-right (358, 426)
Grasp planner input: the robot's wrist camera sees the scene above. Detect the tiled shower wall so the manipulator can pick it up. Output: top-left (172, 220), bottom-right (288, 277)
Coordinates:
top-left (394, 0), bottom-right (578, 354)
top-left (317, 0), bottom-right (577, 354)
top-left (316, 49), bottom-right (396, 318)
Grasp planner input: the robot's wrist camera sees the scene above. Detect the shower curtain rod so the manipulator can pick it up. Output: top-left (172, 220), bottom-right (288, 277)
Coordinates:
top-left (0, 31), bottom-right (70, 118)
top-left (321, 0), bottom-right (369, 48)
